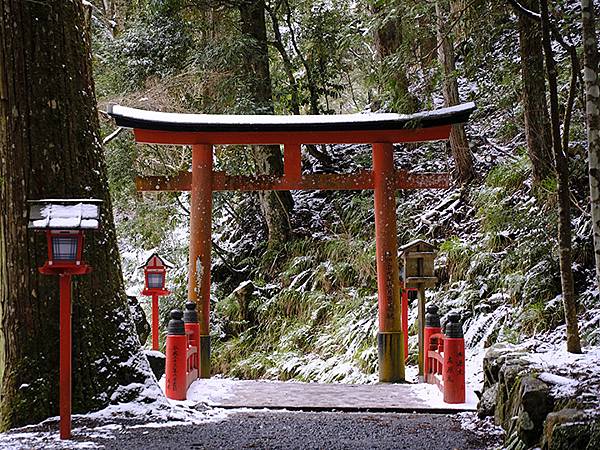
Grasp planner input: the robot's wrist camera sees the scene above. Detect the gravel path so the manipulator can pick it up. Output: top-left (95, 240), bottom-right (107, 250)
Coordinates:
top-left (90, 410), bottom-right (496, 450)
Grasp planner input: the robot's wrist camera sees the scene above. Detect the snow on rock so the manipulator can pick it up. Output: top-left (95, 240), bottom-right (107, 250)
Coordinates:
top-left (0, 378), bottom-right (231, 450)
top-left (522, 343), bottom-right (600, 405)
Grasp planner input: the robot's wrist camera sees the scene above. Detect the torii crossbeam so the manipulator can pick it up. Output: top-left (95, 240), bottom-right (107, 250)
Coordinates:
top-left (108, 102), bottom-right (475, 383)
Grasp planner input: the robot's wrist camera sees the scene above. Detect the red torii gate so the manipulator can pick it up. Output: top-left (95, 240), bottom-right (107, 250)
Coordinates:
top-left (108, 102), bottom-right (475, 383)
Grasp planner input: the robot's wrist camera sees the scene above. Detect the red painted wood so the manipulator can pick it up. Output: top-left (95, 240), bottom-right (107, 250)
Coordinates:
top-left (213, 171), bottom-right (375, 191)
top-left (424, 327), bottom-right (442, 379)
top-left (59, 274), bottom-right (72, 440)
top-left (284, 143), bottom-right (302, 182)
top-left (165, 334), bottom-right (188, 400)
top-left (135, 173), bottom-right (192, 192)
top-left (152, 294), bottom-right (159, 350)
top-left (135, 171), bottom-right (450, 192)
top-left (189, 145), bottom-right (212, 340)
top-left (128, 117), bottom-right (463, 388)
top-left (443, 337), bottom-right (466, 404)
top-left (185, 322), bottom-right (200, 375)
top-left (186, 347), bottom-right (199, 387)
top-left (373, 143), bottom-right (402, 333)
top-left (133, 125), bottom-right (452, 145)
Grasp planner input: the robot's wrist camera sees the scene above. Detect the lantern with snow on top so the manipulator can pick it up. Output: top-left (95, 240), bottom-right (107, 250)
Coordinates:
top-left (140, 253), bottom-right (173, 350)
top-left (28, 198), bottom-right (102, 441)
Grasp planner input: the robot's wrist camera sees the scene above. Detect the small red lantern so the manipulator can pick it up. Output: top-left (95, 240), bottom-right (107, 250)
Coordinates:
top-left (140, 253), bottom-right (172, 296)
top-left (28, 199), bottom-right (102, 441)
top-left (140, 253), bottom-right (173, 350)
top-left (29, 200), bottom-right (101, 275)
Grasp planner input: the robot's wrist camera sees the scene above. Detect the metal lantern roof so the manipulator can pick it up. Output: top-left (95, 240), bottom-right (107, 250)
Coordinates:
top-left (139, 252), bottom-right (175, 270)
top-left (398, 239), bottom-right (436, 255)
top-left (28, 199), bottom-right (102, 230)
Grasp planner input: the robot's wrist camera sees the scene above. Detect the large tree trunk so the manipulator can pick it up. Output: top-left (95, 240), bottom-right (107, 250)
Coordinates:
top-left (538, 0), bottom-right (581, 353)
top-left (517, 0), bottom-right (553, 184)
top-left (372, 1), bottom-right (418, 113)
top-left (435, 0), bottom-right (475, 184)
top-left (0, 0), bottom-right (152, 429)
top-left (238, 0), bottom-right (293, 245)
top-left (581, 0), bottom-right (600, 289)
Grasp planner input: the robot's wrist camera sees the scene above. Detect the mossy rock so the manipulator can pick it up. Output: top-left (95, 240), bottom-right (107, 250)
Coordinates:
top-left (495, 369), bottom-right (553, 448)
top-left (478, 382), bottom-right (498, 418)
top-left (483, 343), bottom-right (528, 388)
top-left (542, 409), bottom-right (599, 450)
top-left (516, 376), bottom-right (553, 446)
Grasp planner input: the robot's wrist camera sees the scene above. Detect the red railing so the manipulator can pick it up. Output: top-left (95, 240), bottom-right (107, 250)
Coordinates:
top-left (165, 303), bottom-right (200, 400)
top-left (424, 308), bottom-right (465, 404)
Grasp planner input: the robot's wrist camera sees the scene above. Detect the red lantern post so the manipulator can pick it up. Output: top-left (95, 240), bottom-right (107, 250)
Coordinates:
top-left (140, 254), bottom-right (172, 350)
top-left (28, 199), bottom-right (102, 440)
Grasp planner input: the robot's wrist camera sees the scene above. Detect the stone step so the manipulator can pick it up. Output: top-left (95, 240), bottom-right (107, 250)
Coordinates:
top-left (184, 379), bottom-right (478, 413)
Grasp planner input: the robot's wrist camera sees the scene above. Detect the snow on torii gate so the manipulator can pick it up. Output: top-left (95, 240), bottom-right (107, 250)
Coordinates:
top-left (108, 102), bottom-right (475, 383)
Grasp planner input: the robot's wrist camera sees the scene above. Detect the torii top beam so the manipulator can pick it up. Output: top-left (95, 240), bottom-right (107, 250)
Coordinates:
top-left (107, 102), bottom-right (475, 146)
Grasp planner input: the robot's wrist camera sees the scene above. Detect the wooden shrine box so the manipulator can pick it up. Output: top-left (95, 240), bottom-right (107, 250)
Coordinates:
top-left (399, 239), bottom-right (437, 288)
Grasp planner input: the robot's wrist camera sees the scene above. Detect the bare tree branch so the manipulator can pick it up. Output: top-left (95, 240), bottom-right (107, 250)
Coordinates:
top-left (102, 126), bottom-right (124, 145)
top-left (506, 0), bottom-right (541, 20)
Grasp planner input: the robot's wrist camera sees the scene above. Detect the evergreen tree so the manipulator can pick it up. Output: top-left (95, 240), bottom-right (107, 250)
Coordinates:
top-left (538, 0), bottom-right (582, 354)
top-left (371, 0), bottom-right (418, 113)
top-left (0, 0), bottom-right (152, 429)
top-left (239, 0), bottom-right (294, 245)
top-left (581, 0), bottom-right (600, 290)
top-left (516, 0), bottom-right (553, 184)
top-left (436, 0), bottom-right (475, 184)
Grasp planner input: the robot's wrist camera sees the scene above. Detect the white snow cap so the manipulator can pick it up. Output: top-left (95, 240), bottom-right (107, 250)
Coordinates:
top-left (28, 199), bottom-right (102, 230)
top-left (107, 102), bottom-right (476, 128)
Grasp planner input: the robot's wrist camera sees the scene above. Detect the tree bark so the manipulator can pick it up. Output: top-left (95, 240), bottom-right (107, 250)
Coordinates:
top-left (516, 0), bottom-right (553, 184)
top-left (435, 0), bottom-right (475, 184)
top-left (101, 0), bottom-right (127, 35)
top-left (539, 0), bottom-right (582, 353)
top-left (238, 0), bottom-right (293, 245)
top-left (581, 0), bottom-right (600, 290)
top-left (0, 0), bottom-right (152, 429)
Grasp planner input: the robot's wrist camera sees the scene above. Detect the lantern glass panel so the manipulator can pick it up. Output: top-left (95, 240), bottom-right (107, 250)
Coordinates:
top-left (52, 236), bottom-right (78, 261)
top-left (147, 273), bottom-right (164, 289)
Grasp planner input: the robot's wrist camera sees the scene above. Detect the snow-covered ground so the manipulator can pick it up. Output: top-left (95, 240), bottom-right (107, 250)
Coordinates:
top-left (177, 376), bottom-right (479, 411)
top-left (0, 379), bottom-right (231, 450)
top-left (0, 373), bottom-right (481, 449)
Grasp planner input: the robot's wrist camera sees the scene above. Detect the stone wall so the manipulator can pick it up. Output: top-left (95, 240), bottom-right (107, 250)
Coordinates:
top-left (477, 344), bottom-right (600, 450)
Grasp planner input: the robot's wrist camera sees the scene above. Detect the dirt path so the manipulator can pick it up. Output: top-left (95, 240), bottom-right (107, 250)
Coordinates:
top-left (87, 410), bottom-right (496, 450)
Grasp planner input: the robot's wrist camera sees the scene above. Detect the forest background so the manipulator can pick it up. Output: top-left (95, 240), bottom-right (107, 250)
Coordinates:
top-left (1, 0), bottom-right (600, 446)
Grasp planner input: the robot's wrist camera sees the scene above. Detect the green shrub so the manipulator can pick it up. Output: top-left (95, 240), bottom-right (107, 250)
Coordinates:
top-left (440, 237), bottom-right (474, 282)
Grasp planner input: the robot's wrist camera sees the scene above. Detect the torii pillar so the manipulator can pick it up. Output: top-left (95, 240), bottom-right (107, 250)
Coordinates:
top-left (189, 144), bottom-right (212, 378)
top-left (373, 143), bottom-right (403, 381)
